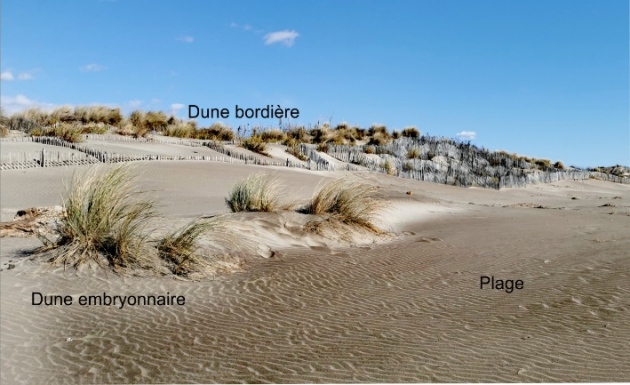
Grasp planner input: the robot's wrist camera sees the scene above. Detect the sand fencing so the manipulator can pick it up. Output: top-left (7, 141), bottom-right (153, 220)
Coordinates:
top-left (0, 136), bottom-right (337, 171)
top-left (326, 137), bottom-right (630, 189)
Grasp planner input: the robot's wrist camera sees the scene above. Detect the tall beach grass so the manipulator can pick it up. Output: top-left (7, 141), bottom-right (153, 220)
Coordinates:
top-left (158, 218), bottom-right (219, 276)
top-left (304, 179), bottom-right (383, 232)
top-left (225, 173), bottom-right (281, 212)
top-left (42, 165), bottom-right (156, 271)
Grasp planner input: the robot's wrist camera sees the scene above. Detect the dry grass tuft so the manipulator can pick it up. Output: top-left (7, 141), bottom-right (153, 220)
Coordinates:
top-left (158, 218), bottom-right (219, 276)
top-left (0, 109), bottom-right (8, 137)
top-left (41, 165), bottom-right (156, 271)
top-left (317, 143), bottom-right (329, 153)
top-left (402, 126), bottom-right (420, 138)
top-left (225, 173), bottom-right (282, 212)
top-left (241, 135), bottom-right (269, 156)
top-left (382, 158), bottom-right (396, 175)
top-left (197, 122), bottom-right (234, 141)
top-left (260, 129), bottom-right (287, 143)
top-left (304, 179), bottom-right (384, 232)
top-left (286, 138), bottom-right (308, 161)
top-left (165, 122), bottom-right (195, 138)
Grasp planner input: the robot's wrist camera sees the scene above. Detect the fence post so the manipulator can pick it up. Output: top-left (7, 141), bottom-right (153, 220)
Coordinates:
top-left (41, 149), bottom-right (45, 167)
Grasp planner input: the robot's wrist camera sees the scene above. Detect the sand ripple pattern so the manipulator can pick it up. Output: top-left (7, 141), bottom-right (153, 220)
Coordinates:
top-left (2, 229), bottom-right (629, 383)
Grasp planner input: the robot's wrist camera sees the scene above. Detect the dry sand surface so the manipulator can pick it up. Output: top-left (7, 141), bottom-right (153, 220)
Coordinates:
top-left (1, 159), bottom-right (629, 383)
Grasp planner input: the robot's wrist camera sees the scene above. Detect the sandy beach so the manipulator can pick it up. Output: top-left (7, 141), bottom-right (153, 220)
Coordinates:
top-left (1, 140), bottom-right (629, 383)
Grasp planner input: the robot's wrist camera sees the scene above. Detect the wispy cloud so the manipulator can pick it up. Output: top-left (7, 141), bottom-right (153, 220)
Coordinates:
top-left (1, 71), bottom-right (36, 81)
top-left (177, 36), bottom-right (194, 43)
top-left (0, 94), bottom-right (58, 114)
top-left (170, 103), bottom-right (185, 115)
top-left (264, 30), bottom-right (299, 47)
top-left (128, 99), bottom-right (143, 108)
top-left (231, 22), bottom-right (264, 34)
top-left (17, 73), bottom-right (35, 80)
top-left (456, 131), bottom-right (477, 140)
top-left (80, 63), bottom-right (106, 72)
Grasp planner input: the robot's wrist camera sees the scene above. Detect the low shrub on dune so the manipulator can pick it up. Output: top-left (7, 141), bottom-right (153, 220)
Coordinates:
top-left (48, 124), bottom-right (84, 142)
top-left (407, 148), bottom-right (420, 159)
top-left (225, 173), bottom-right (281, 212)
top-left (165, 122), bottom-right (195, 138)
top-left (41, 165), bottom-right (156, 271)
top-left (197, 122), bottom-right (234, 141)
top-left (317, 143), bottom-right (329, 153)
top-left (367, 133), bottom-right (391, 146)
top-left (241, 135), bottom-right (269, 156)
top-left (0, 109), bottom-right (8, 137)
top-left (260, 129), bottom-right (287, 143)
top-left (304, 179), bottom-right (383, 232)
top-left (402, 126), bottom-right (420, 138)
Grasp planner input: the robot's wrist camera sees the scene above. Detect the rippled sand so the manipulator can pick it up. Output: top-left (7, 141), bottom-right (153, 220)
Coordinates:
top-left (2, 162), bottom-right (629, 383)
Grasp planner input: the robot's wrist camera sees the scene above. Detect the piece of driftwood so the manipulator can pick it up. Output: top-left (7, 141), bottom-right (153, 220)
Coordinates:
top-left (0, 206), bottom-right (62, 238)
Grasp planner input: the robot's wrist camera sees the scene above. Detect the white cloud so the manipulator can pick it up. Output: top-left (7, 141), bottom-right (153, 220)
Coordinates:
top-left (128, 99), bottom-right (143, 108)
top-left (264, 30), bottom-right (299, 46)
top-left (17, 73), bottom-right (35, 80)
top-left (171, 103), bottom-right (185, 111)
top-left (177, 36), bottom-right (194, 43)
top-left (456, 131), bottom-right (477, 140)
top-left (1, 71), bottom-right (14, 81)
top-left (80, 63), bottom-right (106, 72)
top-left (0, 94), bottom-right (58, 114)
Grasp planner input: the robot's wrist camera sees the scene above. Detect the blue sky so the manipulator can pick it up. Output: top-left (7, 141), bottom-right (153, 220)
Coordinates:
top-left (1, 0), bottom-right (628, 167)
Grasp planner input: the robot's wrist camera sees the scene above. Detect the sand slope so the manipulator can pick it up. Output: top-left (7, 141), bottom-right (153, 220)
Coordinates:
top-left (1, 163), bottom-right (629, 383)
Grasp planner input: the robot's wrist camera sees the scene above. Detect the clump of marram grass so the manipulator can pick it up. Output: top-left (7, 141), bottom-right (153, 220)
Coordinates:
top-left (304, 179), bottom-right (384, 232)
top-left (40, 165), bottom-right (156, 271)
top-left (225, 173), bottom-right (281, 212)
top-left (157, 218), bottom-right (219, 276)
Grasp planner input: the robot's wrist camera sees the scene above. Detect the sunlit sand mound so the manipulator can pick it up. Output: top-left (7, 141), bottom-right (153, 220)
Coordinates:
top-left (1, 163), bottom-right (400, 279)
